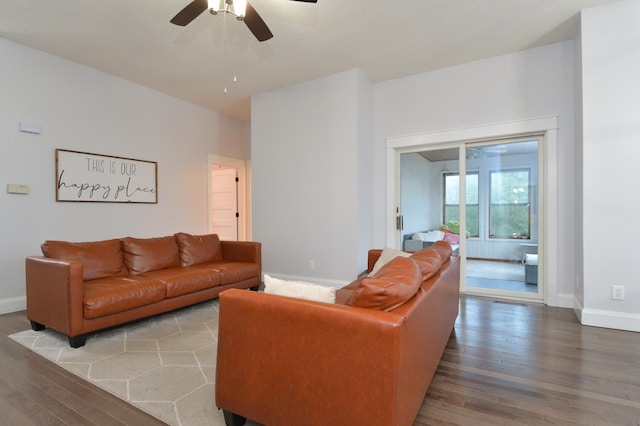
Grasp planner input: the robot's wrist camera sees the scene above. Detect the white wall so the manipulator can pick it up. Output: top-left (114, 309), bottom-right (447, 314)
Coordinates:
top-left (0, 38), bottom-right (250, 313)
top-left (373, 42), bottom-right (577, 304)
top-left (574, 18), bottom-right (585, 310)
top-left (250, 42), bottom-right (576, 302)
top-left (579, 0), bottom-right (640, 331)
top-left (400, 153), bottom-right (437, 236)
top-left (251, 69), bottom-right (372, 284)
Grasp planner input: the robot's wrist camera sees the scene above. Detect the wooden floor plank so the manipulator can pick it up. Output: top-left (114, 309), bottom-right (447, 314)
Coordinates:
top-left (2, 296), bottom-right (639, 425)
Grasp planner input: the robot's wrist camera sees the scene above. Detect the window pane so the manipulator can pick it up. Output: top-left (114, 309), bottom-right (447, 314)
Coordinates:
top-left (490, 205), bottom-right (530, 237)
top-left (445, 175), bottom-right (460, 204)
top-left (444, 173), bottom-right (478, 237)
top-left (466, 174), bottom-right (478, 204)
top-left (490, 171), bottom-right (529, 204)
top-left (489, 170), bottom-right (530, 238)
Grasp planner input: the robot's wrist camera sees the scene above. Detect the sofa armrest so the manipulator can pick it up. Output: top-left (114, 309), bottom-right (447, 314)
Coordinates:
top-left (220, 241), bottom-right (261, 264)
top-left (367, 249), bottom-right (383, 272)
top-left (216, 289), bottom-right (405, 426)
top-left (25, 256), bottom-right (85, 336)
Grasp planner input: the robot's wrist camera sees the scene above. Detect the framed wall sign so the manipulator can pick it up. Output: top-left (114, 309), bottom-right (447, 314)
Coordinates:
top-left (56, 149), bottom-right (158, 203)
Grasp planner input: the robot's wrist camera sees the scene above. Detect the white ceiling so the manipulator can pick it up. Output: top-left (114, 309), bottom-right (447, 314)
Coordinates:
top-left (0, 0), bottom-right (617, 121)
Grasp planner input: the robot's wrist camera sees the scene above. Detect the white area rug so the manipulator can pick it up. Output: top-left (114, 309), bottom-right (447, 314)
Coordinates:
top-left (9, 300), bottom-right (259, 426)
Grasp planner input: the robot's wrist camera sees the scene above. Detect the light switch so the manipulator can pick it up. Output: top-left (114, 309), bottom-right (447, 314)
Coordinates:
top-left (7, 184), bottom-right (30, 194)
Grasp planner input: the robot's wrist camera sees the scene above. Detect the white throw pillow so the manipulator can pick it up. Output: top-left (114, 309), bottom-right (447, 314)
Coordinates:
top-left (412, 230), bottom-right (445, 242)
top-left (263, 275), bottom-right (336, 304)
top-left (367, 247), bottom-right (411, 277)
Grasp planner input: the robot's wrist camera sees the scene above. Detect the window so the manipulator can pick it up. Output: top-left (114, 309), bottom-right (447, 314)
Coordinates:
top-left (443, 172), bottom-right (479, 237)
top-left (489, 169), bottom-right (530, 238)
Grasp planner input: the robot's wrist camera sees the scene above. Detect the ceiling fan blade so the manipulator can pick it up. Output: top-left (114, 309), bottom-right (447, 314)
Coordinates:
top-left (243, 2), bottom-right (273, 42)
top-left (170, 0), bottom-right (209, 26)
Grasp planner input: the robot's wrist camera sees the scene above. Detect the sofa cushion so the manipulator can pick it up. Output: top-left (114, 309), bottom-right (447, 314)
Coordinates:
top-left (140, 267), bottom-right (221, 298)
top-left (430, 240), bottom-right (453, 263)
top-left (367, 247), bottom-right (411, 277)
top-left (264, 274), bottom-right (336, 303)
top-left (41, 239), bottom-right (125, 281)
top-left (410, 248), bottom-right (443, 281)
top-left (174, 232), bottom-right (223, 267)
top-left (83, 276), bottom-right (166, 319)
top-left (121, 236), bottom-right (180, 275)
top-left (196, 262), bottom-right (260, 285)
top-left (346, 256), bottom-right (422, 311)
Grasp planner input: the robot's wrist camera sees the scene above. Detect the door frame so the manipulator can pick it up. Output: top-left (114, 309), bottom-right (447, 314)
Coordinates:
top-left (207, 154), bottom-right (251, 241)
top-left (385, 117), bottom-right (558, 306)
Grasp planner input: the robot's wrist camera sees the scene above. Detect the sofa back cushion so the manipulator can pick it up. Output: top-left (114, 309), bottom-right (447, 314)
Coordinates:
top-left (346, 256), bottom-right (422, 311)
top-left (174, 232), bottom-right (223, 267)
top-left (430, 240), bottom-right (453, 262)
top-left (41, 239), bottom-right (125, 281)
top-left (410, 248), bottom-right (443, 281)
top-left (121, 236), bottom-right (180, 275)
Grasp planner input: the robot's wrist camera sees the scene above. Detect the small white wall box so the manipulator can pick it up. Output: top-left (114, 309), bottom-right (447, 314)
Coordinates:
top-left (7, 184), bottom-right (30, 194)
top-left (19, 122), bottom-right (41, 134)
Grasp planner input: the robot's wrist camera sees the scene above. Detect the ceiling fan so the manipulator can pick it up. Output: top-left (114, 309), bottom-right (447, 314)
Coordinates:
top-left (170, 0), bottom-right (318, 42)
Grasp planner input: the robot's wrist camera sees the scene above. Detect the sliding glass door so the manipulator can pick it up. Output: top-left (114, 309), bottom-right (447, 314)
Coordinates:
top-left (398, 137), bottom-right (543, 301)
top-left (463, 139), bottom-right (542, 300)
top-left (399, 146), bottom-right (461, 253)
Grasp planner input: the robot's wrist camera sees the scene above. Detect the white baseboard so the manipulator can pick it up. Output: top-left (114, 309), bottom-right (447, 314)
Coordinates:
top-left (0, 296), bottom-right (26, 315)
top-left (553, 292), bottom-right (574, 309)
top-left (579, 308), bottom-right (640, 333)
top-left (262, 272), bottom-right (349, 288)
top-left (572, 296), bottom-right (584, 323)
top-left (573, 297), bottom-right (640, 332)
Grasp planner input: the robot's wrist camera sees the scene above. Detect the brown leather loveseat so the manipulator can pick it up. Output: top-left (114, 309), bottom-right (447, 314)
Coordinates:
top-left (215, 241), bottom-right (460, 426)
top-left (25, 232), bottom-right (261, 348)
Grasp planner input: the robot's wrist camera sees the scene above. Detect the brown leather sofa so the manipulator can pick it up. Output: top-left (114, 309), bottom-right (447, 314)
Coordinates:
top-left (215, 241), bottom-right (460, 426)
top-left (25, 232), bottom-right (261, 348)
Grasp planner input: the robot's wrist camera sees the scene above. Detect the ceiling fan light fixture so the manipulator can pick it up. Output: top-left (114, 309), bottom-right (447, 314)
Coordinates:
top-left (171, 0), bottom-right (316, 41)
top-left (207, 0), bottom-right (245, 19)
top-left (208, 0), bottom-right (219, 15)
top-left (234, 0), bottom-right (247, 19)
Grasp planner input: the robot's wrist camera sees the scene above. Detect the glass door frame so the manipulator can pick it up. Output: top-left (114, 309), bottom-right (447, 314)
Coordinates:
top-left (461, 137), bottom-right (544, 301)
top-left (386, 117), bottom-right (559, 306)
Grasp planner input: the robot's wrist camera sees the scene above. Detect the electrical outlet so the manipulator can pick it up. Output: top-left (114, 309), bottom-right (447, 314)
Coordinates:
top-left (611, 285), bottom-right (625, 301)
top-left (308, 260), bottom-right (315, 270)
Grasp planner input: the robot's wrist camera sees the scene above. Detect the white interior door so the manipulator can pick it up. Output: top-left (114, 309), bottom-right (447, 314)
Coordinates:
top-left (210, 167), bottom-right (238, 241)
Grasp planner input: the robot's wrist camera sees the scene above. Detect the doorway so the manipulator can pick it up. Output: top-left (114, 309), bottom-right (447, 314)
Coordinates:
top-left (398, 139), bottom-right (542, 301)
top-left (210, 166), bottom-right (238, 240)
top-left (386, 117), bottom-right (559, 305)
top-left (207, 155), bottom-right (250, 241)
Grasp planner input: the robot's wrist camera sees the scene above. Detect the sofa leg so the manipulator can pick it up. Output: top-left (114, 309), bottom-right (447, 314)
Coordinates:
top-left (68, 334), bottom-right (87, 348)
top-left (30, 320), bottom-right (46, 331)
top-left (250, 285), bottom-right (260, 292)
top-left (223, 409), bottom-right (246, 426)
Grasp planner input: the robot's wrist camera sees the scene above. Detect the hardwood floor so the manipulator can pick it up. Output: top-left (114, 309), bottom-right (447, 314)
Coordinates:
top-left (0, 310), bottom-right (165, 425)
top-left (1, 296), bottom-right (639, 425)
top-left (417, 298), bottom-right (640, 426)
